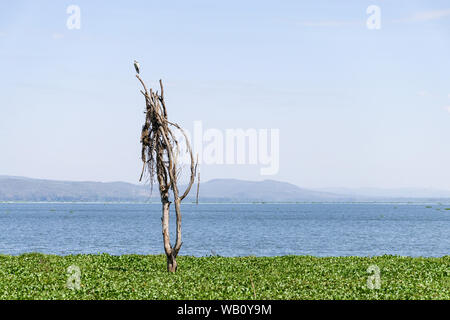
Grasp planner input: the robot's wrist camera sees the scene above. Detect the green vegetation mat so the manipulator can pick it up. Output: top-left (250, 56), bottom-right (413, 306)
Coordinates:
top-left (0, 254), bottom-right (448, 300)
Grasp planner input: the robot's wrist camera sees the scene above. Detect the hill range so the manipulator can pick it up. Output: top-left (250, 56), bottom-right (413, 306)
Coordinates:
top-left (0, 175), bottom-right (449, 203)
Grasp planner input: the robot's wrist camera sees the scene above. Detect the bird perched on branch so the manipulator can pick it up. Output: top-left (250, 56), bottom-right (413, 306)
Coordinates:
top-left (134, 60), bottom-right (140, 74)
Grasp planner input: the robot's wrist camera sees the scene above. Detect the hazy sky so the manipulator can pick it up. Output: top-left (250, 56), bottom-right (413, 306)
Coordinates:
top-left (0, 0), bottom-right (449, 189)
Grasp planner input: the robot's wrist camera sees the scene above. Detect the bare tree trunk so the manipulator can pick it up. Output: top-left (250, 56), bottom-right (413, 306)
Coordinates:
top-left (166, 251), bottom-right (177, 272)
top-left (161, 201), bottom-right (171, 256)
top-left (136, 66), bottom-right (197, 273)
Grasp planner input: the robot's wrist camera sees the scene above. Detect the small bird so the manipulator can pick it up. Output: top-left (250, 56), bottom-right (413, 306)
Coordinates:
top-left (134, 60), bottom-right (140, 74)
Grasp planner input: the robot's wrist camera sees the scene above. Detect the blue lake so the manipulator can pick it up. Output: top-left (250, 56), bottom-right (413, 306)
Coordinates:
top-left (0, 203), bottom-right (449, 257)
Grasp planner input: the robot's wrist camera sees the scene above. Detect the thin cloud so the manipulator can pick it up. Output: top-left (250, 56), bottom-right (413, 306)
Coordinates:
top-left (394, 9), bottom-right (450, 23)
top-left (445, 106), bottom-right (450, 113)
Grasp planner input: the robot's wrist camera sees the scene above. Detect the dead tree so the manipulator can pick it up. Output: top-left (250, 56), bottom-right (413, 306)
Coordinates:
top-left (136, 67), bottom-right (196, 272)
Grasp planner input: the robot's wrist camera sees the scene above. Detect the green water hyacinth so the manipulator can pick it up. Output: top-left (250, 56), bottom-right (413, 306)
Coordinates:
top-left (0, 254), bottom-right (448, 300)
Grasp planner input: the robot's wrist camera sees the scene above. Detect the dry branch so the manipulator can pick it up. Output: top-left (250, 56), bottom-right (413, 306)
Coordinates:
top-left (136, 70), bottom-right (197, 272)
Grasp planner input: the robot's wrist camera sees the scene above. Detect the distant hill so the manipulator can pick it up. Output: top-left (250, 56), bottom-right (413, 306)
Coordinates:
top-left (184, 179), bottom-right (345, 202)
top-left (316, 187), bottom-right (450, 199)
top-left (0, 176), bottom-right (148, 202)
top-left (0, 175), bottom-right (345, 202)
top-left (0, 175), bottom-right (449, 203)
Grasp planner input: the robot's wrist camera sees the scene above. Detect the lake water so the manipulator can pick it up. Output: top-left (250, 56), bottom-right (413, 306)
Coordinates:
top-left (0, 203), bottom-right (449, 257)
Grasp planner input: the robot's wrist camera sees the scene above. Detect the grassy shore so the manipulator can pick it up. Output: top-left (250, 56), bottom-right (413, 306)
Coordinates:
top-left (0, 254), bottom-right (448, 300)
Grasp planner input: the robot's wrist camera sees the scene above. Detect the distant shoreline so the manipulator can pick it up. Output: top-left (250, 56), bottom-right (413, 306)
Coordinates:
top-left (2, 175), bottom-right (450, 203)
top-left (1, 201), bottom-right (450, 205)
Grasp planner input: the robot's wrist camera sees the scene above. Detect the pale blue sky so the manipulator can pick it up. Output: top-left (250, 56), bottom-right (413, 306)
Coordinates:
top-left (0, 0), bottom-right (449, 189)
